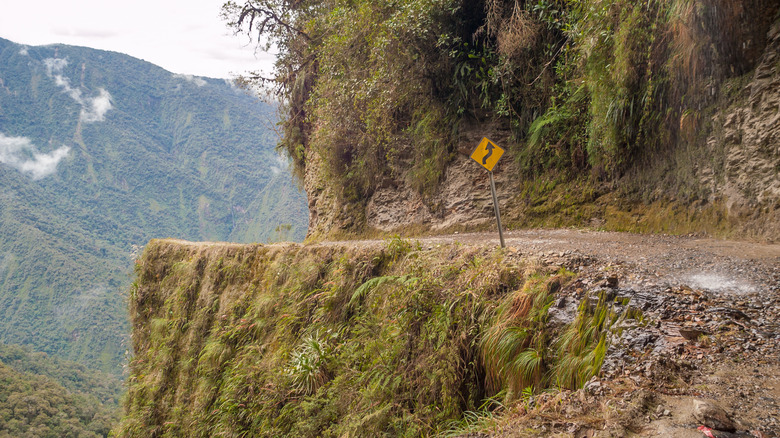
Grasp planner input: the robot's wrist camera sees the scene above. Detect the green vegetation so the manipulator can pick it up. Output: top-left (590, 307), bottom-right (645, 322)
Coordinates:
top-left (0, 343), bottom-right (121, 438)
top-left (0, 37), bottom-right (308, 374)
top-left (0, 344), bottom-right (123, 407)
top-left (224, 0), bottom-right (777, 233)
top-left (481, 270), bottom-right (573, 398)
top-left (480, 271), bottom-right (642, 401)
top-left (552, 291), bottom-right (639, 389)
top-left (116, 238), bottom-right (640, 437)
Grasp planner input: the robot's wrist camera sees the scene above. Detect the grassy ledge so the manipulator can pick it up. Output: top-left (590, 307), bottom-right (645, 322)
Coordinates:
top-left (115, 237), bottom-right (643, 437)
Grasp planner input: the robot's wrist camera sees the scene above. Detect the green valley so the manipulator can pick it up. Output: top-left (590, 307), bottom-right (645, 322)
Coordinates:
top-left (0, 37), bottom-right (308, 375)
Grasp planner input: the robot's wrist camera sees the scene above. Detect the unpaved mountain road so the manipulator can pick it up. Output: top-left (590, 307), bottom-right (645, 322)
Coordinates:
top-left (323, 229), bottom-right (779, 296)
top-left (172, 228), bottom-right (780, 295)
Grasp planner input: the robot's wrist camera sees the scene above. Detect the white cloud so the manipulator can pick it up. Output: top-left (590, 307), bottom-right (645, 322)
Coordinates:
top-left (0, 133), bottom-right (70, 179)
top-left (45, 58), bottom-right (81, 101)
top-left (270, 154), bottom-right (288, 175)
top-left (80, 88), bottom-right (112, 122)
top-left (43, 57), bottom-right (113, 123)
top-left (44, 57), bottom-right (68, 76)
top-left (174, 73), bottom-right (207, 87)
top-left (18, 46), bottom-right (28, 56)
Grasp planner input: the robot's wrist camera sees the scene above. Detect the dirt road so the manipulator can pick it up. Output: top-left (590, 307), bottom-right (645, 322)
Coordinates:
top-left (323, 229), bottom-right (779, 295)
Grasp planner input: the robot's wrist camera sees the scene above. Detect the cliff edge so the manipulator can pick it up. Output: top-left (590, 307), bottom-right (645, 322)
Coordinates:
top-left (116, 233), bottom-right (780, 436)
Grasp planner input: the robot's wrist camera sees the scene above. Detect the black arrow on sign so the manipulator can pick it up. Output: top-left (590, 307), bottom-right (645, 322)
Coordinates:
top-left (482, 142), bottom-right (494, 165)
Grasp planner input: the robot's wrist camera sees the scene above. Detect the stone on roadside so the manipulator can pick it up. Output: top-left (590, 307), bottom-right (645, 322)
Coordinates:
top-left (692, 399), bottom-right (737, 432)
top-left (679, 327), bottom-right (709, 341)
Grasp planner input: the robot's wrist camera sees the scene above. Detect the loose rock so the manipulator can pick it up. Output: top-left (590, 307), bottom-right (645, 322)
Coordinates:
top-left (693, 399), bottom-right (737, 432)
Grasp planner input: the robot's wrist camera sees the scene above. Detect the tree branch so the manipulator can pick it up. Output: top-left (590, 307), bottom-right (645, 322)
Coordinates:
top-left (238, 3), bottom-right (311, 41)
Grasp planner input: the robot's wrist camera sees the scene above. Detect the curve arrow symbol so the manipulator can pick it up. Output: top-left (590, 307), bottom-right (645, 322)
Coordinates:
top-left (482, 142), bottom-right (494, 165)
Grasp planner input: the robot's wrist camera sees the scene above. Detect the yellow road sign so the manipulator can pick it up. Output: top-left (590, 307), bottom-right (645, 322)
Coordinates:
top-left (470, 137), bottom-right (504, 172)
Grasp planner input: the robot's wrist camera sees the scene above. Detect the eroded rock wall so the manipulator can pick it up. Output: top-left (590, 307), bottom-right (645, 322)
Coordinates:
top-left (700, 18), bottom-right (780, 239)
top-left (364, 121), bottom-right (522, 233)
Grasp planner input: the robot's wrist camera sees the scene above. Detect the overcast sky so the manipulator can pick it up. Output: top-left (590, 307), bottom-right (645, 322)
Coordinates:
top-left (0, 0), bottom-right (275, 79)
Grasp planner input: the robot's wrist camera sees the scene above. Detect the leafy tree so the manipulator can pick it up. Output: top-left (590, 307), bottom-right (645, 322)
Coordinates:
top-left (0, 357), bottom-right (119, 437)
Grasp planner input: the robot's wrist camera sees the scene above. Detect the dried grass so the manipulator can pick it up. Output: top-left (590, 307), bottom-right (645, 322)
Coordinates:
top-left (508, 292), bottom-right (533, 320)
top-left (480, 0), bottom-right (540, 58)
top-left (497, 8), bottom-right (540, 59)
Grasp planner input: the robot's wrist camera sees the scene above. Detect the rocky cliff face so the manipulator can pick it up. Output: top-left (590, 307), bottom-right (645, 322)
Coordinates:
top-left (699, 18), bottom-right (780, 239)
top-left (303, 11), bottom-right (780, 242)
top-left (364, 121), bottom-right (520, 232)
top-left (304, 120), bottom-right (524, 239)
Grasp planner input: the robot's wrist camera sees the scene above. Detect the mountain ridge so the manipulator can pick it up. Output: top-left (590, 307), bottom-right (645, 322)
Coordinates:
top-left (0, 37), bottom-right (307, 374)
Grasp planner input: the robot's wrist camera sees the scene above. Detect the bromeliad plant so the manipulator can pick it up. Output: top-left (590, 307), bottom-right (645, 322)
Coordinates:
top-left (286, 329), bottom-right (339, 396)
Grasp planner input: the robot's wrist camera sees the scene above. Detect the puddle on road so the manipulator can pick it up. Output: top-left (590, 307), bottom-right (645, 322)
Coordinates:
top-left (683, 273), bottom-right (758, 294)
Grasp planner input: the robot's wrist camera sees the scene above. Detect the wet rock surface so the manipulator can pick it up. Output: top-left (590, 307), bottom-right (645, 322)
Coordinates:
top-left (698, 13), bottom-right (780, 241)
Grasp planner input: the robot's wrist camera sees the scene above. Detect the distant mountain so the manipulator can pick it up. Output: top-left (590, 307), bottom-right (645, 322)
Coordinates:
top-left (0, 37), bottom-right (308, 374)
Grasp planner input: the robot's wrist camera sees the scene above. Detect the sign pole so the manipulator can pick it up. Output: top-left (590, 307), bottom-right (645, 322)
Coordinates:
top-left (488, 171), bottom-right (505, 248)
top-left (470, 137), bottom-right (506, 249)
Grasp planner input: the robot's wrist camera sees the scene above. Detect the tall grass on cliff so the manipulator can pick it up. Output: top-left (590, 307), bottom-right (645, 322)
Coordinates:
top-left (116, 238), bottom-right (644, 437)
top-left (480, 271), bottom-right (565, 398)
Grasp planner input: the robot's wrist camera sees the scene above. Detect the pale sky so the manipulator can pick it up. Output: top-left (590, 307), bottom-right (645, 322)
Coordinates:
top-left (0, 0), bottom-right (275, 79)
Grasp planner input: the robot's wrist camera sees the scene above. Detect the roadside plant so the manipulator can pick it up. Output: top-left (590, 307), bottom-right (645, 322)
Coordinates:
top-left (480, 271), bottom-right (571, 399)
top-left (552, 290), bottom-right (639, 389)
top-left (287, 329), bottom-right (338, 396)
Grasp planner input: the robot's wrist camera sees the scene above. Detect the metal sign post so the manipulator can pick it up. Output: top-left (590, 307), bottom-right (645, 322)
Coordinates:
top-left (470, 137), bottom-right (506, 248)
top-left (488, 171), bottom-right (505, 248)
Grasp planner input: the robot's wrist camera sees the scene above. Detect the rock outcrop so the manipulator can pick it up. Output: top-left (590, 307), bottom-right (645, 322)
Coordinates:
top-left (700, 17), bottom-right (780, 239)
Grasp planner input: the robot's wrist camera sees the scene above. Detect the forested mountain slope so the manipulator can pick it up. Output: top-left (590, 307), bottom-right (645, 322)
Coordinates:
top-left (0, 37), bottom-right (308, 373)
top-left (224, 0), bottom-right (779, 241)
top-left (0, 343), bottom-right (122, 437)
